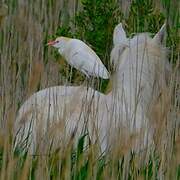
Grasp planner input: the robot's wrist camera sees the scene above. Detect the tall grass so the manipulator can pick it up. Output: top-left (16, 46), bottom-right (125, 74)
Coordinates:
top-left (0, 0), bottom-right (179, 179)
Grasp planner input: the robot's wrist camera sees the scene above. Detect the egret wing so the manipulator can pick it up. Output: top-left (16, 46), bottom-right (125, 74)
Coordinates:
top-left (69, 49), bottom-right (109, 78)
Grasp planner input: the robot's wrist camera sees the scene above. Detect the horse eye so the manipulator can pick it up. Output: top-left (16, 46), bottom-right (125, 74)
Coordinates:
top-left (56, 40), bottom-right (59, 43)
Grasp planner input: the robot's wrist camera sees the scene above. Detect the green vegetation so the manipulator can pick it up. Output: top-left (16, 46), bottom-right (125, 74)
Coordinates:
top-left (54, 0), bottom-right (179, 88)
top-left (55, 0), bottom-right (123, 88)
top-left (126, 0), bottom-right (165, 33)
top-left (0, 0), bottom-right (179, 179)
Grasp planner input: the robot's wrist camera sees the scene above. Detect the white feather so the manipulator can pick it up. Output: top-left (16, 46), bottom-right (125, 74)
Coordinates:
top-left (52, 37), bottom-right (110, 79)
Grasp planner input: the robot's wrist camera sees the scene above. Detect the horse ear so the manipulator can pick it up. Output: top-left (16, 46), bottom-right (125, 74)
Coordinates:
top-left (153, 23), bottom-right (166, 44)
top-left (113, 23), bottom-right (128, 46)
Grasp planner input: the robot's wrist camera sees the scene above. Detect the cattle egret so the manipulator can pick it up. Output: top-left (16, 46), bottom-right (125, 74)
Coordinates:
top-left (47, 37), bottom-right (110, 79)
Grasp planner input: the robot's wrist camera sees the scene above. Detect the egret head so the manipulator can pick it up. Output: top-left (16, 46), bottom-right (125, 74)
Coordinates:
top-left (47, 36), bottom-right (71, 55)
top-left (47, 36), bottom-right (71, 49)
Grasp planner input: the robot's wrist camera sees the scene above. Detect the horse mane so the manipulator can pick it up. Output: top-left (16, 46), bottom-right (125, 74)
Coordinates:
top-left (112, 33), bottom-right (168, 73)
top-left (133, 33), bottom-right (167, 55)
top-left (130, 33), bottom-right (152, 45)
top-left (111, 33), bottom-right (167, 68)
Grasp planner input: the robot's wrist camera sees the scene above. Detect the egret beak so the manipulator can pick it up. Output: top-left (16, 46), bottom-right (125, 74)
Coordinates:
top-left (47, 40), bottom-right (56, 46)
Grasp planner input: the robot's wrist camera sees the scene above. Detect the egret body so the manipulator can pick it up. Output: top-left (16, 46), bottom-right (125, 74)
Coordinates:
top-left (47, 37), bottom-right (110, 79)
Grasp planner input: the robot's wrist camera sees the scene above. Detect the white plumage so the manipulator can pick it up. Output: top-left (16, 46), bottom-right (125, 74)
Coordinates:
top-left (47, 37), bottom-right (110, 79)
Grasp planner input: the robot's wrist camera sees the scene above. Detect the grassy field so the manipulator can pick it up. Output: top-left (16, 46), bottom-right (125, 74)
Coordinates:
top-left (0, 0), bottom-right (179, 179)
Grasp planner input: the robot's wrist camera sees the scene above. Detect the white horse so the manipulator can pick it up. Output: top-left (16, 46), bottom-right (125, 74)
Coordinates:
top-left (14, 23), bottom-right (170, 154)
